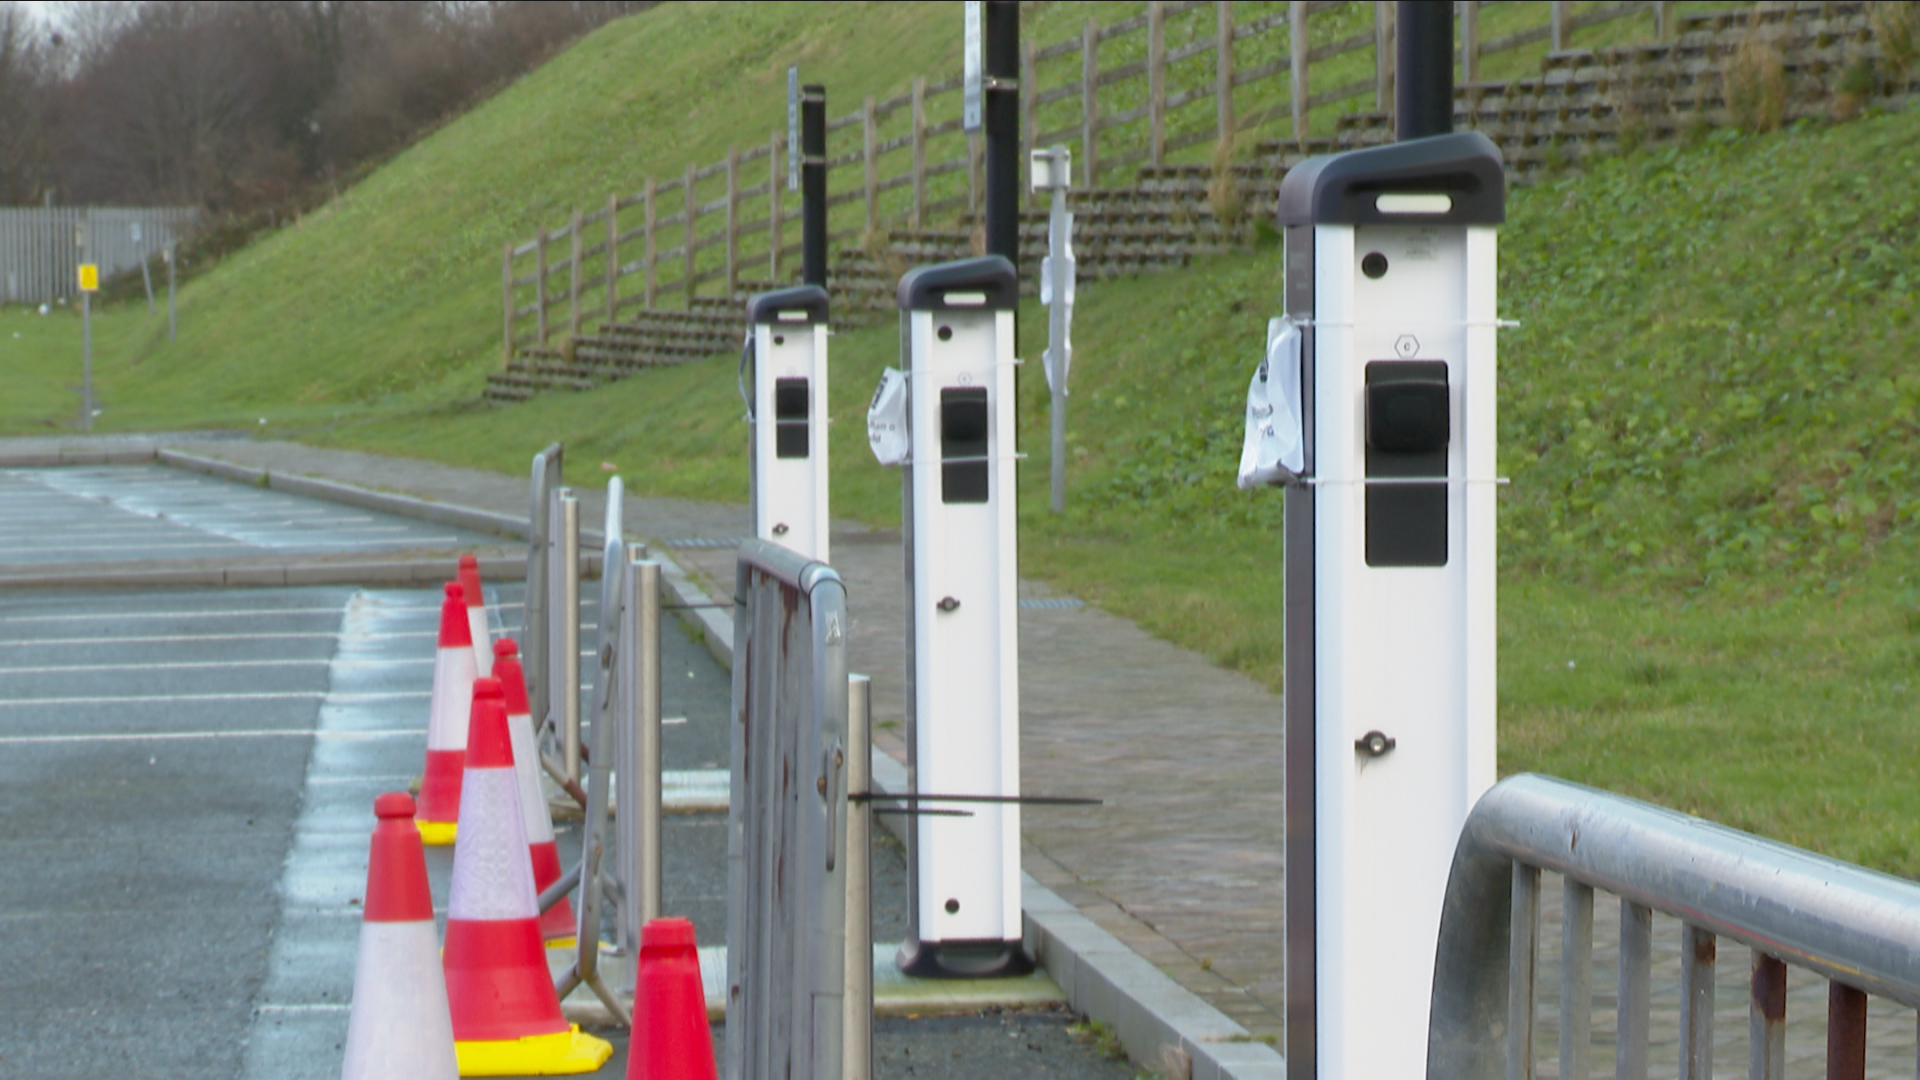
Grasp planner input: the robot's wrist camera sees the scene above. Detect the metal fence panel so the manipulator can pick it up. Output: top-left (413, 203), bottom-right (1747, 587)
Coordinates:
top-left (1429, 773), bottom-right (1920, 1080)
top-left (726, 539), bottom-right (848, 1080)
top-left (0, 207), bottom-right (198, 304)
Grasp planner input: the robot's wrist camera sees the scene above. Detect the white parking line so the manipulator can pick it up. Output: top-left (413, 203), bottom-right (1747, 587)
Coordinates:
top-left (10, 540), bottom-right (253, 554)
top-left (0, 658), bottom-right (434, 674)
top-left (0, 690), bottom-right (428, 706)
top-left (0, 606), bottom-right (438, 623)
top-left (0, 728), bottom-right (426, 745)
top-left (0, 631), bottom-right (436, 647)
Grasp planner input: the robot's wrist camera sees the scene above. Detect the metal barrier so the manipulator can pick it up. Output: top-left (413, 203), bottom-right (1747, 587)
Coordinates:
top-left (554, 529), bottom-right (633, 1024)
top-left (523, 443), bottom-right (564, 777)
top-left (725, 538), bottom-right (854, 1080)
top-left (528, 461), bottom-right (667, 1019)
top-left (1428, 773), bottom-right (1920, 1080)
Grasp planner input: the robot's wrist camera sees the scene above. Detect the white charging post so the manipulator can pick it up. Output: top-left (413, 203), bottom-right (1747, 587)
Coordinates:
top-left (885, 255), bottom-right (1028, 978)
top-left (744, 285), bottom-right (832, 562)
top-left (1256, 132), bottom-right (1505, 1079)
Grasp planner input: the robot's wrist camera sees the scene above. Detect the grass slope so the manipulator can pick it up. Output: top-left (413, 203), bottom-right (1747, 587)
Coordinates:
top-left (306, 105), bottom-right (1920, 875)
top-left (4, 4), bottom-right (1919, 872)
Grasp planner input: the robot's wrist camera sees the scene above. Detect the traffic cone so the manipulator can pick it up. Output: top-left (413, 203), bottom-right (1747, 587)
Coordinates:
top-left (444, 676), bottom-right (612, 1076)
top-left (340, 792), bottom-right (458, 1080)
top-left (493, 637), bottom-right (575, 946)
top-left (417, 581), bottom-right (477, 846)
top-left (458, 554), bottom-right (494, 677)
top-left (627, 918), bottom-right (718, 1080)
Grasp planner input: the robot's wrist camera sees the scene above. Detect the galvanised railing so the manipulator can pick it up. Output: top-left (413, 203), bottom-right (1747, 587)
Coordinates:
top-left (1430, 774), bottom-right (1920, 1080)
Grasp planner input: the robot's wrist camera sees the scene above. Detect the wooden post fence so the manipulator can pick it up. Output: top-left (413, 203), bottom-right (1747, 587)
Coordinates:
top-left (568, 209), bottom-right (582, 344)
top-left (502, 241), bottom-right (513, 361)
top-left (643, 177), bottom-right (657, 308)
top-left (911, 77), bottom-right (928, 224)
top-left (605, 193), bottom-right (619, 324)
top-left (1376, 0), bottom-right (1394, 112)
top-left (769, 132), bottom-right (783, 283)
top-left (1148, 0), bottom-right (1167, 165)
top-left (1462, 1), bottom-right (1482, 86)
top-left (863, 96), bottom-right (879, 238)
top-left (1023, 41), bottom-right (1039, 206)
top-left (535, 227), bottom-right (548, 345)
top-left (1081, 19), bottom-right (1099, 189)
top-left (683, 162), bottom-right (696, 305)
top-left (726, 145), bottom-right (740, 296)
top-left (497, 0), bottom-right (1702, 356)
top-left (1217, 2), bottom-right (1235, 144)
top-left (1291, 1), bottom-right (1309, 144)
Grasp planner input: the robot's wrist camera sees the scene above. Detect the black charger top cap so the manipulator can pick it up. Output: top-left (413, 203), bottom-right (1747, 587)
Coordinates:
top-left (898, 256), bottom-right (1019, 313)
top-left (1277, 131), bottom-right (1506, 228)
top-left (746, 285), bottom-right (831, 326)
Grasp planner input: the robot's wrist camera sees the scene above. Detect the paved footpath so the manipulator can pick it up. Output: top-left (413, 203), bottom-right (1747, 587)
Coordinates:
top-left (14, 436), bottom-right (1918, 1079)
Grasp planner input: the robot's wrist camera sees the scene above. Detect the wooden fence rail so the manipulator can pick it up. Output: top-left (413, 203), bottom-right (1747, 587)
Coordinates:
top-left (503, 0), bottom-right (1675, 360)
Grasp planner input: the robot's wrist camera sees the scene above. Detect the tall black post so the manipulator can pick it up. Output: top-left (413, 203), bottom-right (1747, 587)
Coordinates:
top-left (1394, 1), bottom-right (1453, 141)
top-left (983, 1), bottom-right (1020, 266)
top-left (802, 83), bottom-right (828, 289)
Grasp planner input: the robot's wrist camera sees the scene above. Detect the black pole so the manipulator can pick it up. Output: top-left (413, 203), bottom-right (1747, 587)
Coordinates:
top-left (801, 83), bottom-right (828, 289)
top-left (1395, 1), bottom-right (1453, 141)
top-left (982, 0), bottom-right (1020, 266)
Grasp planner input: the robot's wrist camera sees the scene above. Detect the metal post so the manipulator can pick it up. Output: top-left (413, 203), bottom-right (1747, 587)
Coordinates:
top-left (1508, 863), bottom-right (1539, 1080)
top-left (140, 253), bottom-right (155, 313)
top-left (1396, 0), bottom-right (1454, 140)
top-left (1560, 879), bottom-right (1594, 1080)
top-left (1751, 951), bottom-right (1787, 1080)
top-left (525, 446), bottom-right (561, 739)
top-left (844, 674), bottom-right (874, 1080)
top-left (1680, 925), bottom-right (1716, 1080)
top-left (983, 0), bottom-right (1021, 266)
top-left (560, 490), bottom-right (582, 783)
top-left (635, 556), bottom-right (663, 929)
top-left (1617, 900), bottom-right (1652, 1080)
top-left (802, 84), bottom-right (827, 289)
top-left (81, 290), bottom-right (92, 432)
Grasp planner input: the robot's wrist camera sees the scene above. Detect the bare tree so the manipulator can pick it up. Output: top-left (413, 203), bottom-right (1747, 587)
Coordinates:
top-left (0, 1), bottom-right (52, 203)
top-left (23, 0), bottom-right (655, 210)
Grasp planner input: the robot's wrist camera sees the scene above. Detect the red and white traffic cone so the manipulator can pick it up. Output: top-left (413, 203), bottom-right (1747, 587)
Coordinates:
top-left (458, 554), bottom-right (494, 677)
top-left (627, 918), bottom-right (718, 1080)
top-left (493, 637), bottom-right (575, 946)
top-left (443, 676), bottom-right (612, 1076)
top-left (416, 581), bottom-right (476, 846)
top-left (341, 792), bottom-right (458, 1080)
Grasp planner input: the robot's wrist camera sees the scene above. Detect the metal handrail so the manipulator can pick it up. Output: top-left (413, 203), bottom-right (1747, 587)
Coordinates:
top-left (1429, 773), bottom-right (1920, 1080)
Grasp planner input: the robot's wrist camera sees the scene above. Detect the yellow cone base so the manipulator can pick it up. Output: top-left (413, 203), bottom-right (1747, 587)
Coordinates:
top-left (417, 820), bottom-right (458, 846)
top-left (543, 935), bottom-right (577, 949)
top-left (455, 1026), bottom-right (612, 1076)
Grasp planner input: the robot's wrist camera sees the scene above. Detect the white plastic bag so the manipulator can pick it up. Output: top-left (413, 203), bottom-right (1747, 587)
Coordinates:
top-left (1236, 316), bottom-right (1305, 488)
top-left (867, 368), bottom-right (910, 466)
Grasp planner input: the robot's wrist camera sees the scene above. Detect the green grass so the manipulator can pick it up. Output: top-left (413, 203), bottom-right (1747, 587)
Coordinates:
top-left (4, 4), bottom-right (1920, 874)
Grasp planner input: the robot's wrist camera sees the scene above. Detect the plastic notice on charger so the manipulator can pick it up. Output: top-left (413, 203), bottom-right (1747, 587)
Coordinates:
top-left (867, 367), bottom-right (910, 466)
top-left (1236, 316), bottom-right (1305, 488)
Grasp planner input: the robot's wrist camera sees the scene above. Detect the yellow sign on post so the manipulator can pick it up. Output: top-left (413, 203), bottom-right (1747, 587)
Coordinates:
top-left (77, 264), bottom-right (99, 292)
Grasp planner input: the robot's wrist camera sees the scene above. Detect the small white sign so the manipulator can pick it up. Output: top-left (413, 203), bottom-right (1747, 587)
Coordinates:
top-left (867, 368), bottom-right (910, 466)
top-left (787, 67), bottom-right (800, 192)
top-left (963, 1), bottom-right (983, 133)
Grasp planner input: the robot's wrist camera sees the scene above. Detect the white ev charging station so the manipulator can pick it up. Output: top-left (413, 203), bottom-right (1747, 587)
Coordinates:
top-left (1248, 131), bottom-right (1505, 1079)
top-left (876, 255), bottom-right (1029, 978)
top-left (743, 286), bottom-right (832, 562)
